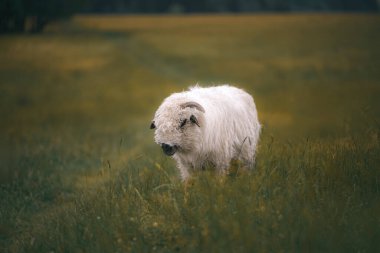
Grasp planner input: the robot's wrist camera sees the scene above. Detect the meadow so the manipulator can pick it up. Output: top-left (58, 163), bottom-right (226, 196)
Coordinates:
top-left (0, 14), bottom-right (379, 252)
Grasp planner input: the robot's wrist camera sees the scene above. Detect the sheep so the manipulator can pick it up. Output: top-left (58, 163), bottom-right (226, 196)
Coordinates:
top-left (150, 85), bottom-right (261, 181)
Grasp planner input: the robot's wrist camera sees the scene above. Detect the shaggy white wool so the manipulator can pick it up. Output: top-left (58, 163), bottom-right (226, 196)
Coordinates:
top-left (151, 85), bottom-right (261, 180)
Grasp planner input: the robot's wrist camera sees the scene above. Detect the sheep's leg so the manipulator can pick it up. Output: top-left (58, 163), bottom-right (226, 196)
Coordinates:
top-left (176, 161), bottom-right (191, 182)
top-left (237, 137), bottom-right (257, 171)
top-left (215, 160), bottom-right (230, 176)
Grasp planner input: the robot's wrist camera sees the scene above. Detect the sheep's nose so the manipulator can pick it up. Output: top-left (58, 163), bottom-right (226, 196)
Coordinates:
top-left (161, 143), bottom-right (176, 156)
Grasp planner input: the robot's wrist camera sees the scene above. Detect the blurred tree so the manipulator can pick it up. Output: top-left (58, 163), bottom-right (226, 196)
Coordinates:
top-left (0, 0), bottom-right (25, 32)
top-left (0, 0), bottom-right (85, 33)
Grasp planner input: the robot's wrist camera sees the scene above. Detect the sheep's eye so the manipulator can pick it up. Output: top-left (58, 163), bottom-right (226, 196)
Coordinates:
top-left (179, 119), bottom-right (187, 128)
top-left (190, 115), bottom-right (200, 127)
top-left (150, 121), bottom-right (156, 129)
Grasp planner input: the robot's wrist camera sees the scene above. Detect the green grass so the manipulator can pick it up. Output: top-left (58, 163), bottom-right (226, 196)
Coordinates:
top-left (0, 14), bottom-right (379, 252)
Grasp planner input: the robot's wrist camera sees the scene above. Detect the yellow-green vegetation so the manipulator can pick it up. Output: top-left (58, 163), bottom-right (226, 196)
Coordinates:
top-left (1, 14), bottom-right (379, 252)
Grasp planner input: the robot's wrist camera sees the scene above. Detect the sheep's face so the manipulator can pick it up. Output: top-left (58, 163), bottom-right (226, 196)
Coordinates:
top-left (151, 102), bottom-right (205, 156)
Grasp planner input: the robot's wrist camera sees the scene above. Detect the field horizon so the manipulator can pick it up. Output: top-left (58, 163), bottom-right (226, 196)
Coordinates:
top-left (0, 13), bottom-right (379, 252)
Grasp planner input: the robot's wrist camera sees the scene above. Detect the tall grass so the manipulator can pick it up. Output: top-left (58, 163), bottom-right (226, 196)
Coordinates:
top-left (3, 133), bottom-right (379, 252)
top-left (1, 14), bottom-right (380, 252)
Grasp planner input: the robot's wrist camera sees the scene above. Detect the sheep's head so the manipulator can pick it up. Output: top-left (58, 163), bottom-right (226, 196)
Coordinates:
top-left (151, 101), bottom-right (205, 156)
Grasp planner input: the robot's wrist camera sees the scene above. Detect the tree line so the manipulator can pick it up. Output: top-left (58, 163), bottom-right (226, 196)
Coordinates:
top-left (1, 0), bottom-right (379, 33)
top-left (83, 0), bottom-right (379, 13)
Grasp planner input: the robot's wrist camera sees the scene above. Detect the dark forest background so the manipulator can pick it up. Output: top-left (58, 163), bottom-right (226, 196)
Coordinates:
top-left (84, 0), bottom-right (380, 13)
top-left (1, 0), bottom-right (379, 33)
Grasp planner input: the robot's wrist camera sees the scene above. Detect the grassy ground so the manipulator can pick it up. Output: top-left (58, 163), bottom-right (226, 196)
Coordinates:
top-left (0, 14), bottom-right (379, 252)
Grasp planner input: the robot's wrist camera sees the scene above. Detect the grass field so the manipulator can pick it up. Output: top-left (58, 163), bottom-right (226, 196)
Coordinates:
top-left (1, 14), bottom-right (380, 252)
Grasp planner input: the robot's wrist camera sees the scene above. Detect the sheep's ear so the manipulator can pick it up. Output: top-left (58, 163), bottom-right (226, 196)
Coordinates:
top-left (180, 102), bottom-right (205, 113)
top-left (190, 115), bottom-right (200, 127)
top-left (150, 121), bottom-right (156, 129)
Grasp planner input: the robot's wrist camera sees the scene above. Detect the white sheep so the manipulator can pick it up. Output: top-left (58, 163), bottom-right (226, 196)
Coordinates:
top-left (150, 85), bottom-right (261, 180)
